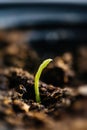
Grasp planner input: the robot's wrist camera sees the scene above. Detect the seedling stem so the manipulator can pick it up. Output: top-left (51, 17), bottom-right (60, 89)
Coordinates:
top-left (34, 59), bottom-right (52, 103)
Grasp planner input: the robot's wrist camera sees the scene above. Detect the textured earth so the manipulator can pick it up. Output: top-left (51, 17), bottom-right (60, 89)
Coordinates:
top-left (0, 30), bottom-right (87, 130)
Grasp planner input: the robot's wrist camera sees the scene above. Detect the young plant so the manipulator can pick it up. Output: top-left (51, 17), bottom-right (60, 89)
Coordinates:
top-left (34, 58), bottom-right (53, 103)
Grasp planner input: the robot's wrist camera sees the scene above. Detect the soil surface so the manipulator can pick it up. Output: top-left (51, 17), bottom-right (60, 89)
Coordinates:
top-left (0, 30), bottom-right (87, 130)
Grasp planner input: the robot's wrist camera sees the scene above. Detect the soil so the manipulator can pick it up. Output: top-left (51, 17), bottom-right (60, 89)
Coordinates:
top-left (0, 30), bottom-right (87, 130)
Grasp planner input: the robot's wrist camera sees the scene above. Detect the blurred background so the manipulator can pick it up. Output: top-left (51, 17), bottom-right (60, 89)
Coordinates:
top-left (0, 0), bottom-right (87, 59)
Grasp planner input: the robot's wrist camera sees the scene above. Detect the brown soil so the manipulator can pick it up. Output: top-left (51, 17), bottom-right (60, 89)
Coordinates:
top-left (0, 30), bottom-right (87, 130)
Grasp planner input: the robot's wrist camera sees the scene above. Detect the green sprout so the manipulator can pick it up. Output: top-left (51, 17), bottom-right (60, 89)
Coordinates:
top-left (34, 58), bottom-right (53, 103)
